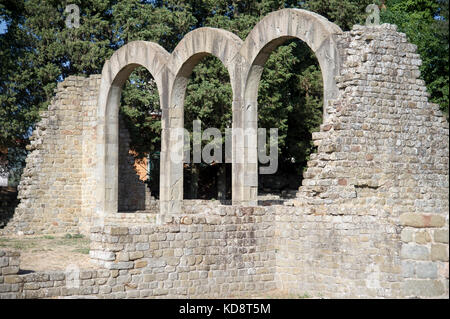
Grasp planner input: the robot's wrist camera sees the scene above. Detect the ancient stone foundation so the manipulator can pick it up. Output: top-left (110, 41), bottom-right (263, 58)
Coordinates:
top-left (0, 9), bottom-right (448, 298)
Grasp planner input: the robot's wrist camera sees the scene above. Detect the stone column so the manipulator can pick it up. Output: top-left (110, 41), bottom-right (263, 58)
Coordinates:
top-left (158, 70), bottom-right (184, 220)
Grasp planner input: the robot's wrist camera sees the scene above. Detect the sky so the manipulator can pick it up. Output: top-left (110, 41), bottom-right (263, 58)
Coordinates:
top-left (0, 19), bottom-right (6, 34)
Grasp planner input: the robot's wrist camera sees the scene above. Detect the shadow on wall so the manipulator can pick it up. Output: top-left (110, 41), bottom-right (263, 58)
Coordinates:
top-left (118, 117), bottom-right (151, 212)
top-left (0, 187), bottom-right (18, 228)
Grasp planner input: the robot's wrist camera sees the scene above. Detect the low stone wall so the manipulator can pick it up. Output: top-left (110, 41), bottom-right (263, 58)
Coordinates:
top-left (1, 203), bottom-right (447, 299)
top-left (89, 206), bottom-right (276, 298)
top-left (273, 206), bottom-right (447, 298)
top-left (0, 206), bottom-right (276, 299)
top-left (0, 249), bottom-right (112, 299)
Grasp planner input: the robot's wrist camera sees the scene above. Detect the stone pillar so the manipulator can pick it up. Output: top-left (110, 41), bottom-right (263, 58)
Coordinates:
top-left (158, 70), bottom-right (184, 221)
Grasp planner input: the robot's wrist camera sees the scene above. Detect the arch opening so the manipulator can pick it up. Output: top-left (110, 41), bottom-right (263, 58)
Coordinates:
top-left (182, 55), bottom-right (233, 202)
top-left (165, 27), bottom-right (242, 210)
top-left (240, 8), bottom-right (342, 205)
top-left (118, 66), bottom-right (162, 211)
top-left (254, 38), bottom-right (324, 203)
top-left (96, 41), bottom-right (169, 217)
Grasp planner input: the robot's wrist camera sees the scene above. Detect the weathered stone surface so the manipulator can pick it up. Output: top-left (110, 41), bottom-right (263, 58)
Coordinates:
top-left (129, 251), bottom-right (144, 261)
top-left (402, 280), bottom-right (445, 297)
top-left (3, 275), bottom-right (23, 284)
top-left (415, 231), bottom-right (431, 244)
top-left (401, 228), bottom-right (414, 242)
top-left (89, 250), bottom-right (115, 261)
top-left (399, 214), bottom-right (446, 228)
top-left (434, 230), bottom-right (449, 244)
top-left (431, 244), bottom-right (449, 262)
top-left (0, 257), bottom-right (8, 268)
top-left (1, 266), bottom-right (19, 275)
top-left (415, 262), bottom-right (438, 279)
top-left (401, 261), bottom-right (415, 278)
top-left (401, 244), bottom-right (429, 260)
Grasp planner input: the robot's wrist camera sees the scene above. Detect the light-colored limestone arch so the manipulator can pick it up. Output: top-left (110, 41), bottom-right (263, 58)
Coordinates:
top-left (96, 41), bottom-right (170, 216)
top-left (159, 27), bottom-right (243, 214)
top-left (96, 9), bottom-right (344, 216)
top-left (236, 8), bottom-right (343, 204)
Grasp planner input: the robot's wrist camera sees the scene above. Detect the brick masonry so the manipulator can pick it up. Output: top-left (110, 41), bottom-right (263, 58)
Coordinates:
top-left (0, 13), bottom-right (448, 298)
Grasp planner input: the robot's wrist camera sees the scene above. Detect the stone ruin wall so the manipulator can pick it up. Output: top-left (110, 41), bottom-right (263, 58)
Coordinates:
top-left (275, 24), bottom-right (449, 298)
top-left (0, 22), bottom-right (448, 299)
top-left (0, 76), bottom-right (102, 235)
top-left (0, 76), bottom-right (154, 235)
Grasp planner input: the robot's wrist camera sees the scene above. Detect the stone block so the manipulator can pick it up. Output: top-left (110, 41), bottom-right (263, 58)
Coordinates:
top-left (136, 243), bottom-right (150, 251)
top-left (401, 244), bottom-right (429, 260)
top-left (401, 261), bottom-right (415, 278)
top-left (399, 213), bottom-right (445, 228)
top-left (1, 266), bottom-right (19, 275)
top-left (116, 252), bottom-right (129, 262)
top-left (23, 282), bottom-right (40, 290)
top-left (0, 257), bottom-right (8, 268)
top-left (89, 250), bottom-right (115, 261)
top-left (80, 271), bottom-right (92, 280)
top-left (134, 260), bottom-right (147, 268)
top-left (402, 280), bottom-right (445, 297)
top-left (414, 231), bottom-right (431, 244)
top-left (415, 262), bottom-right (437, 279)
top-left (0, 284), bottom-right (11, 293)
top-left (400, 228), bottom-right (414, 242)
top-left (433, 229), bottom-right (449, 244)
top-left (103, 261), bottom-right (134, 270)
top-left (3, 275), bottom-right (23, 284)
top-left (49, 272), bottom-right (66, 281)
top-left (431, 244), bottom-right (448, 262)
top-left (129, 251), bottom-right (144, 261)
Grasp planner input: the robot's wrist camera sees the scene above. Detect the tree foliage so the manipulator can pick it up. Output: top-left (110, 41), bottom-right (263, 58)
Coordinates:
top-left (380, 0), bottom-right (449, 116)
top-left (1, 0), bottom-right (448, 192)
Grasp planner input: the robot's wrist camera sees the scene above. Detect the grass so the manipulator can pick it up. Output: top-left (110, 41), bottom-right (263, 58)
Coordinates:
top-left (0, 237), bottom-right (38, 250)
top-left (72, 248), bottom-right (90, 255)
top-left (0, 233), bottom-right (89, 253)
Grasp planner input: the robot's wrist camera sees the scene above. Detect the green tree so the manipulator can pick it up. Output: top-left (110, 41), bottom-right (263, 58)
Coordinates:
top-left (2, 0), bottom-right (447, 196)
top-left (381, 0), bottom-right (449, 116)
top-left (302, 0), bottom-right (374, 30)
top-left (0, 0), bottom-right (115, 177)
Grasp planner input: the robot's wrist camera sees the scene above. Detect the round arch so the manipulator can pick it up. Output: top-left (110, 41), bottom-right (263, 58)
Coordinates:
top-left (161, 27), bottom-right (243, 213)
top-left (96, 41), bottom-right (170, 216)
top-left (237, 8), bottom-right (343, 205)
top-left (95, 9), bottom-right (343, 216)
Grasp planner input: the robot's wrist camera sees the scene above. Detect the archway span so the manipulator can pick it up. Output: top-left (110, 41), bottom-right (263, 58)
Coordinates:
top-left (96, 41), bottom-right (170, 216)
top-left (237, 8), bottom-right (343, 205)
top-left (96, 9), bottom-right (344, 215)
top-left (162, 27), bottom-right (243, 212)
top-left (241, 8), bottom-right (342, 123)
